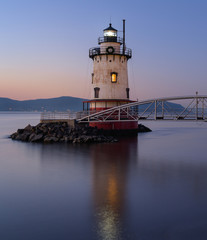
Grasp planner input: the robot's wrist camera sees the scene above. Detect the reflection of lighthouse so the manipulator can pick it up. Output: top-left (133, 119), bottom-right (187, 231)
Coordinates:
top-left (91, 137), bottom-right (138, 239)
top-left (84, 20), bottom-right (137, 130)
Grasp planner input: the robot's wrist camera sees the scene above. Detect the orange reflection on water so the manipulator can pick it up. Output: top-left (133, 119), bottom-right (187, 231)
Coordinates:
top-left (107, 174), bottom-right (119, 208)
top-left (91, 137), bottom-right (138, 240)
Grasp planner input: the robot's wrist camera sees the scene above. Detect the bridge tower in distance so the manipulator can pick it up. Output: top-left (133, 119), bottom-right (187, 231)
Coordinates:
top-left (84, 20), bottom-right (137, 130)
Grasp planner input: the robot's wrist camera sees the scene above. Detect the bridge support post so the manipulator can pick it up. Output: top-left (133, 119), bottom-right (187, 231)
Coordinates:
top-left (155, 100), bottom-right (157, 120)
top-left (202, 98), bottom-right (204, 120)
top-left (196, 92), bottom-right (198, 120)
top-left (162, 101), bottom-right (164, 119)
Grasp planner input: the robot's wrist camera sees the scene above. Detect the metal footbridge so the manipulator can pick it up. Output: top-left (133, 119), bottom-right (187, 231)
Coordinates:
top-left (41, 95), bottom-right (207, 123)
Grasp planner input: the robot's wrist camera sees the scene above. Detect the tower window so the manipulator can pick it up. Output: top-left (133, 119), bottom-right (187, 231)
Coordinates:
top-left (111, 72), bottom-right (118, 83)
top-left (94, 87), bottom-right (100, 98)
top-left (126, 88), bottom-right (130, 99)
top-left (92, 73), bottom-right (94, 83)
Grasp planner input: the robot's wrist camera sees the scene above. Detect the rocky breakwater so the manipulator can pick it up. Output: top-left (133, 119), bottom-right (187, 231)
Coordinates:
top-left (10, 122), bottom-right (152, 144)
top-left (10, 122), bottom-right (118, 143)
top-left (137, 124), bottom-right (152, 132)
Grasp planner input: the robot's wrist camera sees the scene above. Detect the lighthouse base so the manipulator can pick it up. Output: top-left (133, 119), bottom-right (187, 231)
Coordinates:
top-left (89, 121), bottom-right (138, 130)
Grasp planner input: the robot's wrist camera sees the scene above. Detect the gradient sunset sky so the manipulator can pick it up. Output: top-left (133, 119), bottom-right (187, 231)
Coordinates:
top-left (0, 0), bottom-right (207, 100)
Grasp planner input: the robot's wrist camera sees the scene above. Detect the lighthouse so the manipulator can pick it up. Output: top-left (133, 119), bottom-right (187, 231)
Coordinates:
top-left (83, 20), bottom-right (137, 130)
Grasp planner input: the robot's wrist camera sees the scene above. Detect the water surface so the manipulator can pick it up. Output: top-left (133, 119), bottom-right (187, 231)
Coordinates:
top-left (0, 113), bottom-right (207, 240)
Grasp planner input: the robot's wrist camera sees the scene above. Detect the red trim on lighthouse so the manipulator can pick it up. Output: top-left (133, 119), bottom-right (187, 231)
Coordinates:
top-left (83, 99), bottom-right (135, 103)
top-left (89, 121), bottom-right (138, 130)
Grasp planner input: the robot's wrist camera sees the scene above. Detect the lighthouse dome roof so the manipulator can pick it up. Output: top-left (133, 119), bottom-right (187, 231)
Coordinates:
top-left (103, 23), bottom-right (117, 32)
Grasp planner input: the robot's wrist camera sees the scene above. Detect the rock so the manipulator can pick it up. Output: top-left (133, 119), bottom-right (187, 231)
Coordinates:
top-left (17, 129), bottom-right (24, 134)
top-left (83, 136), bottom-right (92, 143)
top-left (15, 134), bottom-right (23, 141)
top-left (82, 130), bottom-right (88, 135)
top-left (24, 124), bottom-right (32, 131)
top-left (49, 137), bottom-right (58, 142)
top-left (30, 133), bottom-right (43, 142)
top-left (21, 132), bottom-right (31, 141)
top-left (72, 138), bottom-right (79, 143)
top-left (44, 136), bottom-right (58, 143)
top-left (10, 132), bottom-right (18, 140)
top-left (68, 136), bottom-right (74, 142)
top-left (138, 124), bottom-right (152, 132)
top-left (44, 137), bottom-right (52, 143)
top-left (28, 133), bottom-right (36, 142)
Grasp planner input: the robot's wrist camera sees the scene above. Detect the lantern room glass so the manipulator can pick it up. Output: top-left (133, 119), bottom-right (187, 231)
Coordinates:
top-left (104, 30), bottom-right (117, 37)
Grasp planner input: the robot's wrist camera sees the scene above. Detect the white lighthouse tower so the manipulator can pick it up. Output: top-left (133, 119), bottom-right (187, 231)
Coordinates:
top-left (84, 20), bottom-right (137, 130)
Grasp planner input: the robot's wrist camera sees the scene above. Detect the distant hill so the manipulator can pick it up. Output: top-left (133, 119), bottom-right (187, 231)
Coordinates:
top-left (0, 96), bottom-right (88, 112)
top-left (0, 96), bottom-right (184, 112)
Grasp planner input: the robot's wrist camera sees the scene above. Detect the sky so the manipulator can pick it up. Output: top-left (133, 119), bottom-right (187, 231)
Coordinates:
top-left (0, 0), bottom-right (207, 101)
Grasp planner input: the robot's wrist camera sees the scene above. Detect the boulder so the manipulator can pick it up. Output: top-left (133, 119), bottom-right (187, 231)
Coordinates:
top-left (138, 124), bottom-right (152, 132)
top-left (21, 132), bottom-right (31, 141)
top-left (17, 129), bottom-right (24, 134)
top-left (15, 134), bottom-right (23, 141)
top-left (28, 133), bottom-right (36, 142)
top-left (10, 132), bottom-right (18, 140)
top-left (30, 133), bottom-right (43, 142)
top-left (24, 124), bottom-right (32, 132)
top-left (44, 136), bottom-right (58, 143)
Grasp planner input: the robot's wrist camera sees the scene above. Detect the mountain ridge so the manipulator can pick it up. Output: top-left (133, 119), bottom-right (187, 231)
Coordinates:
top-left (0, 96), bottom-right (184, 112)
top-left (0, 96), bottom-right (88, 111)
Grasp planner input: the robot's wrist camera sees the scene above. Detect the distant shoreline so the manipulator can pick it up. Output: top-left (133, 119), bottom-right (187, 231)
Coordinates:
top-left (0, 96), bottom-right (87, 112)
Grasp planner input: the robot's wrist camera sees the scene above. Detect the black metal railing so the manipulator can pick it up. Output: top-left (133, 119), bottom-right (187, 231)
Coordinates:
top-left (98, 36), bottom-right (123, 44)
top-left (89, 46), bottom-right (132, 59)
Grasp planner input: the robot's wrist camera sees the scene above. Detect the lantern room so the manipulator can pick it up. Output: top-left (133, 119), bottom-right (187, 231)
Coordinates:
top-left (103, 24), bottom-right (118, 43)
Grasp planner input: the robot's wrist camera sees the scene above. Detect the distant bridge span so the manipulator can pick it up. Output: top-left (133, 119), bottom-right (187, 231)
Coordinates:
top-left (41, 95), bottom-right (207, 123)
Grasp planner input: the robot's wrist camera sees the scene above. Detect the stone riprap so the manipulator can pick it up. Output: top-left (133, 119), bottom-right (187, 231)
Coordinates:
top-left (10, 122), bottom-right (118, 143)
top-left (10, 122), bottom-right (151, 144)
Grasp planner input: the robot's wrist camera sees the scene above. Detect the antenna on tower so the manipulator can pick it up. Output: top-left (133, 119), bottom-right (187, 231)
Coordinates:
top-left (123, 19), bottom-right (126, 55)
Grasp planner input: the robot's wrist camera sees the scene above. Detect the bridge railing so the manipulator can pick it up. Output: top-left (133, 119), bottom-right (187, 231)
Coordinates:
top-left (40, 96), bottom-right (207, 123)
top-left (78, 96), bottom-right (207, 122)
top-left (40, 111), bottom-right (77, 121)
top-left (40, 110), bottom-right (106, 121)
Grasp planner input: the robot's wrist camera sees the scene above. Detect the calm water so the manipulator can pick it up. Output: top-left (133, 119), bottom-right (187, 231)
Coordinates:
top-left (0, 112), bottom-right (207, 240)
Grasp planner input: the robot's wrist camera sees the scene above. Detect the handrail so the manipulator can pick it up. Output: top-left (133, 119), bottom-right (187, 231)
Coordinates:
top-left (89, 46), bottom-right (132, 59)
top-left (41, 111), bottom-right (77, 120)
top-left (98, 36), bottom-right (123, 44)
